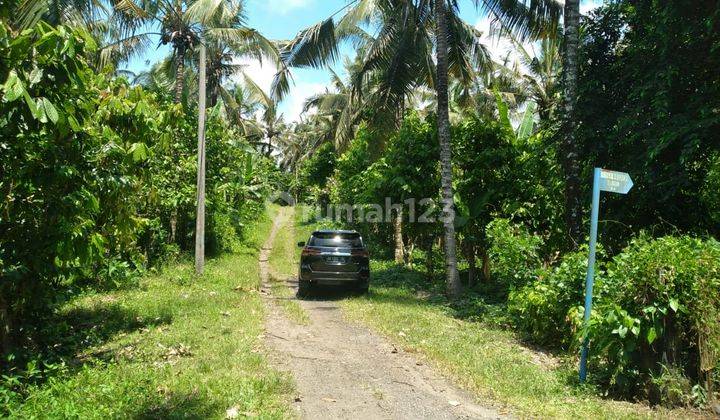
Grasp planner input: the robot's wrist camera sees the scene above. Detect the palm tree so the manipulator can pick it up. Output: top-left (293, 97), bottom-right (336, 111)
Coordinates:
top-left (301, 57), bottom-right (379, 151)
top-left (219, 81), bottom-right (263, 134)
top-left (107, 0), bottom-right (275, 105)
top-left (132, 56), bottom-right (192, 100)
top-left (260, 102), bottom-right (285, 158)
top-left (276, 114), bottom-right (333, 172)
top-left (218, 81), bottom-right (266, 139)
top-left (434, 0), bottom-right (461, 297)
top-left (221, 75), bottom-right (285, 157)
top-left (560, 0), bottom-right (581, 246)
top-left (204, 42), bottom-right (241, 107)
top-left (411, 56), bottom-right (530, 124)
top-left (508, 33), bottom-right (561, 122)
top-left (204, 30), bottom-right (282, 107)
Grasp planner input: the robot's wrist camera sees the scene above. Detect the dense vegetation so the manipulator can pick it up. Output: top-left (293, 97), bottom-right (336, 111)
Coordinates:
top-left (289, 1), bottom-right (719, 409)
top-left (1, 207), bottom-right (292, 417)
top-left (0, 21), bottom-right (281, 383)
top-left (2, 0), bottom-right (719, 415)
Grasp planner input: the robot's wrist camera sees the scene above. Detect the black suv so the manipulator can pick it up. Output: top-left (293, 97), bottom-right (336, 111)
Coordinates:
top-left (297, 230), bottom-right (370, 297)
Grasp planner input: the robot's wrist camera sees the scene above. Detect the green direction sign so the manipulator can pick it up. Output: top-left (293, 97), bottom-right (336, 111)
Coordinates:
top-left (599, 169), bottom-right (633, 194)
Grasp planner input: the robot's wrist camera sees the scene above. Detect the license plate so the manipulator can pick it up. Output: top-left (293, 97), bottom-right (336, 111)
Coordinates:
top-left (325, 256), bottom-right (347, 264)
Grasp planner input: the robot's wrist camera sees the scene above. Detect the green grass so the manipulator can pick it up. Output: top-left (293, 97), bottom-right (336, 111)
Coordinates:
top-left (266, 274), bottom-right (309, 325)
top-left (267, 207), bottom-right (309, 325)
top-left (269, 207), bottom-right (299, 279)
top-left (3, 207), bottom-right (294, 419)
top-left (339, 261), bottom-right (701, 419)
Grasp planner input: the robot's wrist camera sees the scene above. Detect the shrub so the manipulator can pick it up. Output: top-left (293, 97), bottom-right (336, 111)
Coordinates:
top-left (702, 153), bottom-right (720, 226)
top-left (508, 248), bottom-right (596, 348)
top-left (582, 235), bottom-right (720, 405)
top-left (486, 218), bottom-right (542, 288)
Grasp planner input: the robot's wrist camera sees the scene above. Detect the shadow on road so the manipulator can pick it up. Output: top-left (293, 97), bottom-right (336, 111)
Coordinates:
top-left (287, 278), bottom-right (365, 301)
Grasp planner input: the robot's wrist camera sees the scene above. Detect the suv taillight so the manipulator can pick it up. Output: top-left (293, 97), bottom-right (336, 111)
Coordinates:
top-left (301, 247), bottom-right (321, 257)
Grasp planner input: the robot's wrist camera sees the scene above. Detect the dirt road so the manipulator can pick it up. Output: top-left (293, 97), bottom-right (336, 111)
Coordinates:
top-left (260, 209), bottom-right (503, 419)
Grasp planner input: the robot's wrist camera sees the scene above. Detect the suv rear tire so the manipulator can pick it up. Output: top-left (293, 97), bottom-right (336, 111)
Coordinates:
top-left (297, 280), bottom-right (312, 298)
top-left (356, 283), bottom-right (369, 295)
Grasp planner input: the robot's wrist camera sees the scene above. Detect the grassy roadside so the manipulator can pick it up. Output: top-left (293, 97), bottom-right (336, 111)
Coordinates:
top-left (339, 261), bottom-right (701, 419)
top-left (267, 207), bottom-right (309, 325)
top-left (3, 206), bottom-right (294, 419)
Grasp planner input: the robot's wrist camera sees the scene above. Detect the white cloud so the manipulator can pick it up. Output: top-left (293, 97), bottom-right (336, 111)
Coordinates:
top-left (231, 56), bottom-right (275, 94)
top-left (282, 81), bottom-right (328, 123)
top-left (229, 56), bottom-right (330, 124)
top-left (581, 0), bottom-right (604, 15)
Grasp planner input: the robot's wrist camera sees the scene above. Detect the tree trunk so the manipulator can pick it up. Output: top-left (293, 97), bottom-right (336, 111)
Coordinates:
top-left (405, 238), bottom-right (415, 268)
top-left (0, 292), bottom-right (11, 356)
top-left (460, 240), bottom-right (477, 287)
top-left (207, 68), bottom-right (219, 108)
top-left (174, 44), bottom-right (186, 104)
top-left (195, 44), bottom-right (207, 275)
top-left (170, 43), bottom-right (187, 244)
top-left (394, 209), bottom-right (405, 264)
top-left (465, 244), bottom-right (477, 288)
top-left (481, 248), bottom-right (491, 282)
top-left (561, 0), bottom-right (582, 248)
top-left (169, 209), bottom-right (178, 243)
top-left (435, 0), bottom-right (460, 298)
top-left (425, 238), bottom-right (434, 279)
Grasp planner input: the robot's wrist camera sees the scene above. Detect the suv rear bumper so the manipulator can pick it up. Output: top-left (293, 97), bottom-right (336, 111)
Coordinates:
top-left (300, 268), bottom-right (369, 285)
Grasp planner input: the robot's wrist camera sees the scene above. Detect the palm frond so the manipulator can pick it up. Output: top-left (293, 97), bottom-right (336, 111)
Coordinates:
top-left (352, 4), bottom-right (429, 111)
top-left (271, 18), bottom-right (338, 100)
top-left (333, 95), bottom-right (364, 151)
top-left (241, 72), bottom-right (272, 109)
top-left (283, 18), bottom-right (339, 69)
top-left (14, 0), bottom-right (106, 29)
top-left (478, 0), bottom-right (562, 41)
top-left (114, 0), bottom-right (148, 19)
top-left (99, 32), bottom-right (154, 69)
top-left (270, 63), bottom-right (294, 101)
top-left (447, 12), bottom-right (492, 87)
top-left (185, 0), bottom-right (225, 25)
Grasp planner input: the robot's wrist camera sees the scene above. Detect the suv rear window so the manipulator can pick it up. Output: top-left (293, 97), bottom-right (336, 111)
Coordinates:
top-left (308, 232), bottom-right (363, 248)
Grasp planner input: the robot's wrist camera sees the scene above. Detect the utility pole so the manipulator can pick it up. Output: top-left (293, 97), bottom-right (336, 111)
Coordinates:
top-left (195, 43), bottom-right (207, 275)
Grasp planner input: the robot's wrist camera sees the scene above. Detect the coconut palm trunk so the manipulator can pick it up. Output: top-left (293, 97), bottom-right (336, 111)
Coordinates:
top-left (561, 0), bottom-right (582, 247)
top-left (207, 76), bottom-right (218, 107)
top-left (435, 0), bottom-right (460, 298)
top-left (195, 43), bottom-right (207, 275)
top-left (169, 42), bottom-right (187, 243)
top-left (174, 44), bottom-right (186, 104)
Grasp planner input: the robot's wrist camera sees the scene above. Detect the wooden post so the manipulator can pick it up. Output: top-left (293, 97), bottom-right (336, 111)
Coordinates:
top-left (195, 43), bottom-right (207, 275)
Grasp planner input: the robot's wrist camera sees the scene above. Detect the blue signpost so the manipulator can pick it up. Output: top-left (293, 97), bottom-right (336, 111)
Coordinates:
top-left (579, 168), bottom-right (633, 382)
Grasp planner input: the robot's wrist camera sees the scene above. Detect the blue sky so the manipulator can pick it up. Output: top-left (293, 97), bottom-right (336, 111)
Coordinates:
top-left (124, 0), bottom-right (603, 123)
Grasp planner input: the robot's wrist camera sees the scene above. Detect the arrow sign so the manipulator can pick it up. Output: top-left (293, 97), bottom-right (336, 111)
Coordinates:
top-left (579, 168), bottom-right (633, 383)
top-left (599, 169), bottom-right (633, 194)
